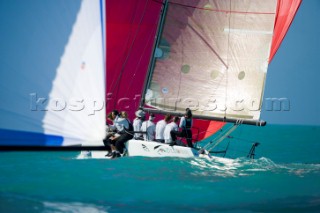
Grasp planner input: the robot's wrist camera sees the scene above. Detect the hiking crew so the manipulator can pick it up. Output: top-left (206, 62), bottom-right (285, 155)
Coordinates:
top-left (155, 114), bottom-right (172, 143)
top-left (132, 110), bottom-right (145, 140)
top-left (103, 110), bottom-right (133, 158)
top-left (170, 109), bottom-right (194, 148)
top-left (164, 116), bottom-right (179, 144)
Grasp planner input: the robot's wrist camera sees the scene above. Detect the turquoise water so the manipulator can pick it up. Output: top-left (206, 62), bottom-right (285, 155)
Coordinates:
top-left (1, 125), bottom-right (320, 212)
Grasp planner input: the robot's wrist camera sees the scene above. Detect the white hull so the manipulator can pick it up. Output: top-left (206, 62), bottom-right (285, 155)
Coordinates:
top-left (126, 140), bottom-right (199, 158)
top-left (78, 139), bottom-right (213, 159)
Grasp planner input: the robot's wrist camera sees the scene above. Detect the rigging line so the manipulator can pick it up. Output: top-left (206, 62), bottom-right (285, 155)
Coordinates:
top-left (151, 0), bottom-right (164, 5)
top-left (208, 125), bottom-right (233, 143)
top-left (205, 124), bottom-right (234, 143)
top-left (199, 123), bottom-right (225, 135)
top-left (110, 1), bottom-right (149, 106)
top-left (206, 124), bottom-right (238, 151)
top-left (108, 4), bottom-right (139, 100)
top-left (202, 124), bottom-right (235, 149)
top-left (108, 0), bottom-right (150, 109)
top-left (123, 21), bottom-right (155, 99)
top-left (197, 130), bottom-right (218, 135)
top-left (182, 16), bottom-right (230, 118)
top-left (123, 0), bottom-right (166, 99)
top-left (188, 23), bottom-right (228, 69)
top-left (108, 13), bottom-right (139, 110)
top-left (197, 127), bottom-right (225, 135)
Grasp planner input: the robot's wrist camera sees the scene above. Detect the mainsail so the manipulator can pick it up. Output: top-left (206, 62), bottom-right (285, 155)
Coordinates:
top-left (144, 0), bottom-right (278, 122)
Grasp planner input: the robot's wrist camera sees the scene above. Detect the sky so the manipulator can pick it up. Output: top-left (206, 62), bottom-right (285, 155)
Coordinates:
top-left (262, 0), bottom-right (320, 126)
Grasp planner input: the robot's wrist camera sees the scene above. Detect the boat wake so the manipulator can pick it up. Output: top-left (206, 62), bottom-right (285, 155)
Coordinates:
top-left (188, 156), bottom-right (320, 178)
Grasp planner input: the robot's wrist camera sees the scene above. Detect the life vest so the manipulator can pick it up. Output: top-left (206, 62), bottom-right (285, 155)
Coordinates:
top-left (185, 118), bottom-right (192, 129)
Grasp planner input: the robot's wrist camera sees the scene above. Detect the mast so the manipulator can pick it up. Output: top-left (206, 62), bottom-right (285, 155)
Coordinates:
top-left (140, 0), bottom-right (169, 108)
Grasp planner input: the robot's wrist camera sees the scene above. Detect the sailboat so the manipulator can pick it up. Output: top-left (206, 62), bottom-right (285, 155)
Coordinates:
top-left (86, 0), bottom-right (302, 159)
top-left (0, 0), bottom-right (301, 159)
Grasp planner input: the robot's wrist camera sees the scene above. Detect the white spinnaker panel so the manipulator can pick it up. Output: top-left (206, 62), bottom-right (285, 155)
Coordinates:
top-left (145, 0), bottom-right (277, 120)
top-left (0, 0), bottom-right (81, 134)
top-left (43, 0), bottom-right (105, 142)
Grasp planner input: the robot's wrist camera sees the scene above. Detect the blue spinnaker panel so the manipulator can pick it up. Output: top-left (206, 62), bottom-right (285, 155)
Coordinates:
top-left (0, 129), bottom-right (63, 146)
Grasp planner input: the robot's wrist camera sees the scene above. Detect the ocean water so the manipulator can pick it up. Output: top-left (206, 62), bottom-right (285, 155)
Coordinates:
top-left (0, 125), bottom-right (320, 212)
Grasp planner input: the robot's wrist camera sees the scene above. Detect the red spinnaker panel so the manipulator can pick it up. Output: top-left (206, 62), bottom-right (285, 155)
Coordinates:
top-left (106, 0), bottom-right (163, 119)
top-left (194, 120), bottom-right (225, 141)
top-left (269, 0), bottom-right (302, 61)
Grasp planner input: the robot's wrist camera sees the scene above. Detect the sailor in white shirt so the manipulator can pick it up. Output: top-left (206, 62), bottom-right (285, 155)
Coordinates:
top-left (155, 114), bottom-right (172, 143)
top-left (133, 110), bottom-right (145, 140)
top-left (164, 116), bottom-right (179, 144)
top-left (111, 114), bottom-right (129, 132)
top-left (141, 113), bottom-right (156, 141)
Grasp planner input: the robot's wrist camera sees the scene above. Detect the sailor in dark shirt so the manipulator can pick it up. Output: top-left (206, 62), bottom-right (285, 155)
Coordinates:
top-left (170, 109), bottom-right (193, 148)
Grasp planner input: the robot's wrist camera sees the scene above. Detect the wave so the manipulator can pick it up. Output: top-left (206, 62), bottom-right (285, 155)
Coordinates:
top-left (188, 156), bottom-right (320, 178)
top-left (43, 201), bottom-right (109, 213)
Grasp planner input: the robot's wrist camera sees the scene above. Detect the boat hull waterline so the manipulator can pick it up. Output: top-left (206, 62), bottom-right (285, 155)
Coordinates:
top-left (79, 140), bottom-right (213, 160)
